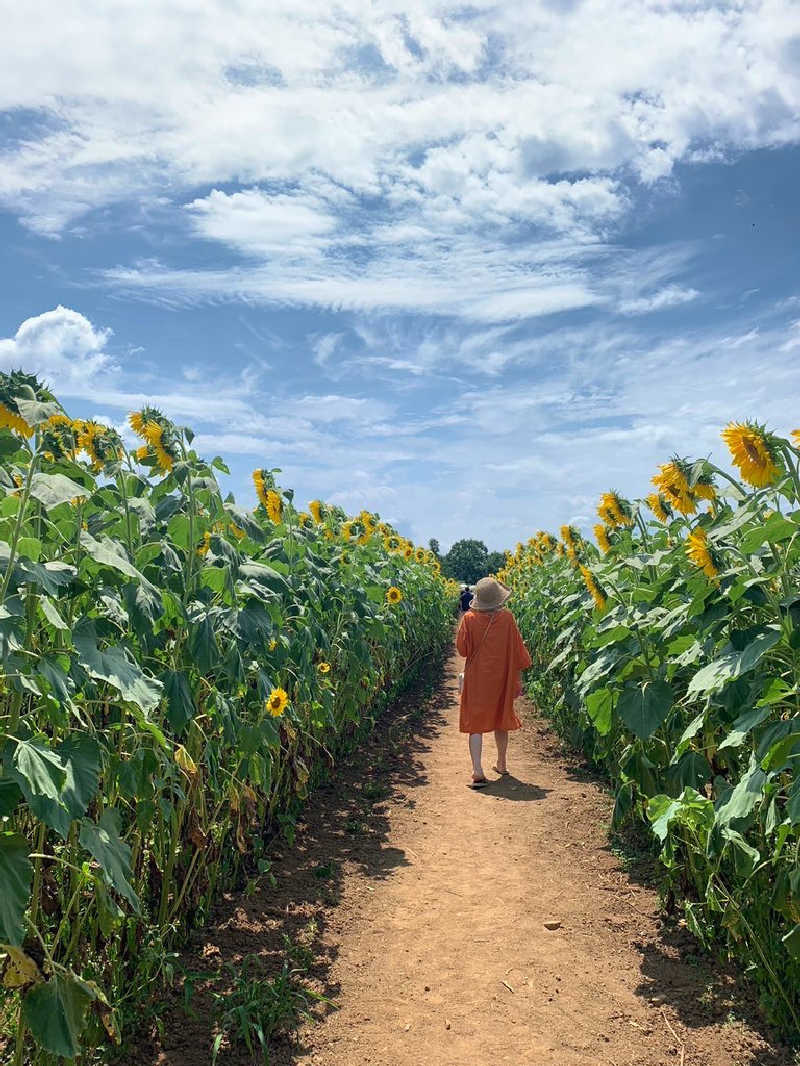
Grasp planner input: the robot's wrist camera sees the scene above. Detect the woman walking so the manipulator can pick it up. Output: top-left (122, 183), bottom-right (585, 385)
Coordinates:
top-left (456, 576), bottom-right (532, 788)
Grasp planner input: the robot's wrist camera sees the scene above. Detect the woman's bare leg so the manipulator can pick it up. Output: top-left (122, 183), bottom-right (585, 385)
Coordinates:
top-left (468, 733), bottom-right (484, 780)
top-left (494, 729), bottom-right (509, 773)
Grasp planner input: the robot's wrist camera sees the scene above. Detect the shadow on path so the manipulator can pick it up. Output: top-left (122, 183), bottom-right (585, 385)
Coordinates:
top-left (121, 657), bottom-right (452, 1066)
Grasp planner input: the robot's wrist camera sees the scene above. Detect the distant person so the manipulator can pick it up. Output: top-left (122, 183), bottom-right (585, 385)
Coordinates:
top-left (459, 585), bottom-right (473, 613)
top-left (456, 577), bottom-right (532, 788)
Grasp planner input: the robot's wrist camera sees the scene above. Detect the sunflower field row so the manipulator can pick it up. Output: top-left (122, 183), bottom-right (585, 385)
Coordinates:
top-left (0, 371), bottom-right (455, 1064)
top-left (499, 422), bottom-right (800, 1034)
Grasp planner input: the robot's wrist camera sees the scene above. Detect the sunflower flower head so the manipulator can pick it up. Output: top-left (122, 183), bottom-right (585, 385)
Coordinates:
top-left (721, 421), bottom-right (781, 488)
top-left (579, 565), bottom-right (607, 611)
top-left (266, 687), bottom-right (289, 717)
top-left (129, 406), bottom-right (165, 441)
top-left (317, 661), bottom-right (331, 675)
top-left (597, 491), bottom-right (632, 528)
top-left (197, 531), bottom-right (212, 557)
top-left (415, 547), bottom-right (426, 563)
top-left (252, 469), bottom-right (269, 509)
top-left (652, 458), bottom-right (698, 515)
top-left (266, 489), bottom-right (283, 524)
top-left (386, 586), bottom-right (404, 604)
top-left (686, 526), bottom-right (719, 579)
top-left (791, 429), bottom-right (800, 450)
top-left (645, 493), bottom-right (671, 523)
top-left (594, 524), bottom-right (612, 554)
top-left (309, 499), bottom-right (324, 524)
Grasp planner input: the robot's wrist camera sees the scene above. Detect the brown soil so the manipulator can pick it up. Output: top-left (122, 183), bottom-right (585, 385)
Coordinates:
top-left (124, 645), bottom-right (793, 1066)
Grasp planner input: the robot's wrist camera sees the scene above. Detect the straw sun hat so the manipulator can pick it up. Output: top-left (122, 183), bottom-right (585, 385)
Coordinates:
top-left (470, 576), bottom-right (511, 612)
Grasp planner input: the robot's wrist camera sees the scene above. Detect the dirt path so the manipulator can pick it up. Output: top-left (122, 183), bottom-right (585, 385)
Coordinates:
top-left (130, 645), bottom-right (792, 1066)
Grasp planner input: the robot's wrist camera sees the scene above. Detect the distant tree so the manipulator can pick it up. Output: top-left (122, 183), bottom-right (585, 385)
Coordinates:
top-left (443, 539), bottom-right (489, 585)
top-left (428, 537), bottom-right (441, 558)
top-left (486, 550), bottom-right (505, 575)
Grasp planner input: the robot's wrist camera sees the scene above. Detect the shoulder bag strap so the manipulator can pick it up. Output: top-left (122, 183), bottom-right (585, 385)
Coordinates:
top-left (467, 612), bottom-right (497, 667)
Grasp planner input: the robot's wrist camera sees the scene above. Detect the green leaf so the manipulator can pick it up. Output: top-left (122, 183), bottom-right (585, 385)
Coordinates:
top-left (39, 595), bottom-right (69, 630)
top-left (212, 455), bottom-right (231, 475)
top-left (22, 972), bottom-right (95, 1059)
top-left (782, 924), bottom-right (800, 960)
top-left (740, 513), bottom-right (798, 554)
top-left (617, 679), bottom-right (673, 740)
top-left (787, 777), bottom-right (800, 823)
top-left (79, 809), bottom-right (139, 912)
top-left (188, 614), bottom-right (219, 672)
top-left (0, 778), bottom-right (22, 816)
top-left (72, 617), bottom-right (162, 712)
top-left (26, 735), bottom-right (101, 839)
top-left (0, 831), bottom-right (32, 946)
top-left (718, 707), bottom-right (770, 751)
top-left (715, 757), bottom-right (766, 826)
top-left (164, 670), bottom-right (196, 733)
top-left (671, 711), bottom-right (706, 762)
top-left (585, 688), bottom-right (613, 735)
top-left (36, 654), bottom-right (74, 707)
top-left (647, 794), bottom-right (681, 842)
top-left (7, 737), bottom-right (67, 804)
top-left (720, 827), bottom-right (760, 878)
top-left (13, 397), bottom-right (62, 426)
top-left (687, 626), bottom-right (783, 696)
top-left (29, 471), bottom-right (90, 510)
top-left (79, 530), bottom-right (142, 580)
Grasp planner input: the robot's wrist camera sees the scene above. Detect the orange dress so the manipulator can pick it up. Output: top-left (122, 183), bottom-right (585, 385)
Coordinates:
top-left (456, 609), bottom-right (532, 734)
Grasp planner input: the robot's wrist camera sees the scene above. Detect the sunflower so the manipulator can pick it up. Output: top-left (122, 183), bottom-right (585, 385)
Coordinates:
top-left (791, 429), bottom-right (800, 449)
top-left (652, 459), bottom-right (697, 515)
top-left (0, 401), bottom-right (33, 438)
top-left (580, 566), bottom-right (607, 610)
top-left (266, 687), bottom-right (289, 717)
top-left (231, 523), bottom-right (246, 541)
top-left (40, 413), bottom-right (78, 461)
top-left (128, 407), bottom-right (165, 441)
top-left (415, 547), bottom-right (426, 563)
top-left (297, 511), bottom-right (312, 528)
top-left (134, 445), bottom-right (150, 463)
top-left (560, 525), bottom-right (576, 548)
top-left (197, 531), bottom-right (212, 557)
top-left (154, 441), bottom-right (176, 473)
top-left (644, 493), bottom-right (670, 523)
top-left (129, 411), bottom-right (146, 436)
top-left (309, 499), bottom-right (324, 524)
top-left (317, 662), bottom-right (331, 675)
top-left (268, 638), bottom-right (278, 651)
top-left (693, 478), bottom-right (716, 502)
top-left (386, 586), bottom-right (404, 604)
top-left (252, 469), bottom-right (269, 509)
top-left (403, 545), bottom-right (414, 560)
top-left (686, 527), bottom-right (718, 579)
top-left (721, 422), bottom-right (781, 488)
top-left (266, 489), bottom-right (283, 524)
top-left (597, 491), bottom-right (631, 528)
top-left (594, 524), bottom-right (611, 554)
top-left (384, 534), bottom-right (401, 552)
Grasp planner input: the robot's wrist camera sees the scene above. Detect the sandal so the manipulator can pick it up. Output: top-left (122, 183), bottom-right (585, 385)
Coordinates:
top-left (492, 766), bottom-right (510, 775)
top-left (469, 777), bottom-right (489, 789)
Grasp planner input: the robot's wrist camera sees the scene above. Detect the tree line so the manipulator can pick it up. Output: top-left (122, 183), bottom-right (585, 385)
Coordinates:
top-left (429, 538), bottom-right (505, 585)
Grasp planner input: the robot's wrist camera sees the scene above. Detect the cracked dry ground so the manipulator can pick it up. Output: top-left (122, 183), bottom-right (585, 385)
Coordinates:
top-left (127, 645), bottom-right (793, 1066)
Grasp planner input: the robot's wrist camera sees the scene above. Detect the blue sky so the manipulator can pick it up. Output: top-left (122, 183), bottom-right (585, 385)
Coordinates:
top-left (1, 2), bottom-right (799, 550)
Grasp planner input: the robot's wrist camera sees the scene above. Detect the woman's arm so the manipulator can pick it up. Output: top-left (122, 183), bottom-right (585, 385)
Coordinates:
top-left (456, 615), bottom-right (470, 657)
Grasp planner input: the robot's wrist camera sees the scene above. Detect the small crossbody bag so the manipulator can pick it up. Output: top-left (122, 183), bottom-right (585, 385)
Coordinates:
top-left (458, 613), bottom-right (496, 695)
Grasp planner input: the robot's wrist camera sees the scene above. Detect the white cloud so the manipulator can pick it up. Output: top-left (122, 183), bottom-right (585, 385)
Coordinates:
top-left (0, 306), bottom-right (116, 392)
top-left (619, 286), bottom-right (700, 315)
top-left (0, 1), bottom-right (797, 318)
